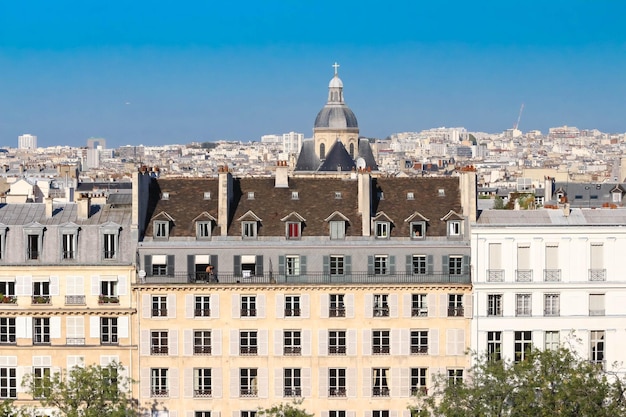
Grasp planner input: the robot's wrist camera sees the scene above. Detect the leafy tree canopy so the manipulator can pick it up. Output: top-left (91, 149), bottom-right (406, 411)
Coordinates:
top-left (258, 399), bottom-right (314, 417)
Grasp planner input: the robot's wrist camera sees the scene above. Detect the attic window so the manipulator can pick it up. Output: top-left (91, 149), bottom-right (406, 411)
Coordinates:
top-left (407, 192), bottom-right (414, 200)
top-left (247, 192), bottom-right (255, 200)
top-left (590, 195), bottom-right (598, 200)
top-left (161, 192), bottom-right (170, 200)
top-left (291, 191), bottom-right (299, 200)
top-left (438, 189), bottom-right (445, 197)
top-left (203, 192), bottom-right (211, 200)
top-left (335, 192), bottom-right (342, 199)
top-left (575, 195), bottom-right (583, 199)
top-left (378, 192), bottom-right (384, 200)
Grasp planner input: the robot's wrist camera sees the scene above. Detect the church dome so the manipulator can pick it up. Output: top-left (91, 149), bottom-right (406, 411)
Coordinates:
top-left (314, 106), bottom-right (358, 129)
top-left (329, 75), bottom-right (343, 88)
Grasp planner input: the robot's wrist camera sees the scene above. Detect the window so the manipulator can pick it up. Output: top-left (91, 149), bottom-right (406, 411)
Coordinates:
top-left (329, 294), bottom-right (345, 317)
top-left (411, 294), bottom-right (428, 317)
top-left (320, 144), bottom-right (326, 160)
top-left (0, 368), bottom-right (16, 398)
top-left (33, 367), bottom-right (51, 398)
top-left (154, 221), bottom-right (169, 239)
top-left (334, 191), bottom-right (342, 199)
top-left (545, 331), bottom-right (559, 351)
top-left (241, 412), bottom-right (257, 417)
top-left (514, 331), bottom-right (532, 362)
top-left (449, 256), bottom-right (463, 275)
top-left (372, 330), bottom-right (390, 355)
top-left (151, 255), bottom-right (168, 276)
top-left (329, 412), bottom-right (345, 417)
top-left (448, 294), bottom-right (463, 317)
top-left (203, 192), bottom-right (212, 200)
top-left (329, 368), bottom-right (346, 397)
top-left (285, 256), bottom-right (300, 277)
top-left (291, 191), bottom-right (299, 200)
top-left (589, 294), bottom-right (605, 316)
top-left (372, 368), bottom-right (389, 397)
top-left (447, 369), bottom-right (463, 385)
top-left (410, 330), bottom-right (428, 355)
top-left (330, 221), bottom-right (345, 240)
top-left (62, 233), bottom-right (76, 259)
top-left (194, 296), bottom-right (210, 317)
top-left (0, 282), bottom-right (14, 298)
top-left (196, 413), bottom-right (211, 417)
top-left (374, 255), bottom-right (389, 275)
top-left (101, 318), bottom-right (118, 345)
top-left (287, 222), bottom-right (301, 239)
top-left (407, 192), bottom-right (414, 200)
top-left (412, 255), bottom-right (427, 275)
top-left (411, 368), bottom-right (427, 395)
top-left (0, 318), bottom-right (15, 344)
top-left (545, 243), bottom-right (560, 281)
top-left (240, 331), bottom-right (258, 356)
top-left (33, 280), bottom-right (51, 304)
top-left (515, 294), bottom-right (531, 317)
top-left (151, 296), bottom-right (168, 317)
top-left (240, 368), bottom-right (258, 397)
top-left (375, 222), bottom-right (389, 239)
top-left (284, 368), bottom-right (301, 397)
top-left (100, 280), bottom-right (117, 298)
top-left (33, 318), bottom-right (50, 345)
top-left (373, 413), bottom-right (389, 417)
top-left (487, 331), bottom-right (502, 361)
top-left (284, 330), bottom-right (301, 355)
top-left (194, 368), bottom-right (212, 397)
top-left (448, 220), bottom-right (461, 237)
top-left (487, 294), bottom-right (502, 316)
top-left (330, 256), bottom-right (344, 276)
top-left (196, 222), bottom-right (211, 239)
top-left (544, 293), bottom-right (560, 316)
top-left (329, 330), bottom-right (346, 355)
top-left (590, 330), bottom-right (605, 367)
top-left (103, 232), bottom-right (117, 259)
top-left (151, 331), bottom-right (168, 355)
top-left (241, 295), bottom-right (256, 317)
top-left (242, 222), bottom-right (257, 239)
top-left (285, 295), bottom-right (300, 316)
top-left (150, 368), bottom-right (168, 397)
top-left (27, 233), bottom-right (42, 260)
top-left (194, 330), bottom-right (211, 355)
top-left (373, 294), bottom-right (389, 317)
top-left (410, 222), bottom-right (425, 239)
top-left (247, 192), bottom-right (255, 200)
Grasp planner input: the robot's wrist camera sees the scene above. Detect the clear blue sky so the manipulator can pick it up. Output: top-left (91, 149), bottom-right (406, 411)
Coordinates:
top-left (1, 1), bottom-right (625, 148)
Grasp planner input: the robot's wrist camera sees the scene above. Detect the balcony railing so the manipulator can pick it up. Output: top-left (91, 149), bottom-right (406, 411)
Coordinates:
top-left (32, 296), bottom-right (51, 305)
top-left (240, 388), bottom-right (258, 397)
top-left (411, 308), bottom-right (428, 317)
top-left (411, 387), bottom-right (428, 396)
top-left (487, 269), bottom-right (504, 282)
top-left (544, 309), bottom-right (560, 317)
top-left (65, 295), bottom-right (85, 305)
top-left (285, 308), bottom-right (301, 317)
top-left (411, 346), bottom-right (428, 355)
top-left (98, 296), bottom-right (119, 304)
top-left (329, 307), bottom-right (346, 317)
top-left (372, 387), bottom-right (390, 397)
top-left (284, 387), bottom-right (302, 397)
top-left (589, 269), bottom-right (606, 281)
top-left (66, 337), bottom-right (85, 345)
top-left (194, 309), bottom-right (211, 317)
top-left (373, 307), bottom-right (389, 317)
top-left (448, 307), bottom-right (464, 317)
top-left (194, 388), bottom-right (212, 398)
top-left (516, 270), bottom-right (533, 282)
top-left (544, 269), bottom-right (561, 282)
top-left (240, 346), bottom-right (258, 356)
top-left (590, 360), bottom-right (606, 370)
top-left (284, 346), bottom-right (302, 356)
top-left (151, 309), bottom-right (167, 317)
top-left (589, 309), bottom-right (605, 316)
top-left (141, 271), bottom-right (472, 285)
top-left (194, 346), bottom-right (211, 355)
top-left (241, 309), bottom-right (257, 317)
top-left (329, 388), bottom-right (346, 397)
top-left (329, 346), bottom-right (346, 355)
top-left (373, 346), bottom-right (390, 355)
top-left (0, 295), bottom-right (17, 304)
top-left (151, 346), bottom-right (169, 355)
top-left (151, 389), bottom-right (168, 398)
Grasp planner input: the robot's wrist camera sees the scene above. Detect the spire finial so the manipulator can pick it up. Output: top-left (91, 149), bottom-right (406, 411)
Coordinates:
top-left (332, 62), bottom-right (340, 76)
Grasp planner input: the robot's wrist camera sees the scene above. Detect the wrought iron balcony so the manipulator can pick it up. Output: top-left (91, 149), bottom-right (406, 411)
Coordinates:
top-left (411, 308), bottom-right (428, 317)
top-left (544, 269), bottom-right (561, 282)
top-left (240, 309), bottom-right (256, 317)
top-left (240, 388), bottom-right (257, 397)
top-left (329, 307), bottom-right (346, 317)
top-left (448, 307), bottom-right (464, 317)
top-left (515, 270), bottom-right (533, 282)
top-left (487, 269), bottom-right (504, 282)
top-left (66, 337), bottom-right (85, 345)
top-left (283, 346), bottom-right (301, 356)
top-left (194, 389), bottom-right (212, 398)
top-left (329, 388), bottom-right (346, 397)
top-left (240, 346), bottom-right (258, 356)
top-left (65, 295), bottom-right (85, 305)
top-left (328, 346), bottom-right (346, 355)
top-left (151, 309), bottom-right (167, 317)
top-left (372, 387), bottom-right (390, 397)
top-left (194, 309), bottom-right (211, 317)
top-left (150, 346), bottom-right (168, 355)
top-left (284, 308), bottom-right (301, 317)
top-left (589, 269), bottom-right (606, 281)
top-left (194, 346), bottom-right (211, 355)
top-left (373, 307), bottom-right (389, 317)
top-left (284, 387), bottom-right (302, 397)
top-left (373, 346), bottom-right (390, 355)
top-left (411, 346), bottom-right (428, 355)
top-left (32, 296), bottom-right (51, 305)
top-left (151, 389), bottom-right (168, 398)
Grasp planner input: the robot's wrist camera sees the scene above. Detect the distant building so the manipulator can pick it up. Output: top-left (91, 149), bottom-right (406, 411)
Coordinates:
top-left (282, 131), bottom-right (303, 155)
top-left (18, 134), bottom-right (37, 150)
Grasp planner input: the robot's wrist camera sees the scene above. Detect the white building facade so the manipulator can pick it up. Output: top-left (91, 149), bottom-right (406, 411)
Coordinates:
top-left (18, 134), bottom-right (37, 150)
top-left (471, 208), bottom-right (626, 373)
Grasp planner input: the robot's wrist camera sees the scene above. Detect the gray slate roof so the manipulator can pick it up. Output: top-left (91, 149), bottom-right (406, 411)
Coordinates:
top-left (0, 203), bottom-right (131, 226)
top-left (476, 208), bottom-right (626, 226)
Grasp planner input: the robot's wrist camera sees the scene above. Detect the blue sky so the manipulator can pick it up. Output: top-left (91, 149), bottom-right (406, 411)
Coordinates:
top-left (1, 1), bottom-right (625, 148)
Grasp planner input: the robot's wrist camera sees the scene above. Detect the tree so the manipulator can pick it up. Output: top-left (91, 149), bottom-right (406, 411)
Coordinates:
top-left (258, 399), bottom-right (314, 417)
top-left (411, 346), bottom-right (626, 417)
top-left (21, 361), bottom-right (141, 417)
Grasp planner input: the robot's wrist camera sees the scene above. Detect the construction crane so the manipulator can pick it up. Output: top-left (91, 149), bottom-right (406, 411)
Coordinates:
top-left (513, 103), bottom-right (525, 130)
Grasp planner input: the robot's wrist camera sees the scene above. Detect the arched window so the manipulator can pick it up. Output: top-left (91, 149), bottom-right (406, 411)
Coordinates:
top-left (320, 143), bottom-right (326, 160)
top-left (349, 143), bottom-right (355, 158)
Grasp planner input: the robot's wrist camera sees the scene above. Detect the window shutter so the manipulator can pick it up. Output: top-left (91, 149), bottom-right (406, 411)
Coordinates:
top-left (439, 294), bottom-right (448, 317)
top-left (428, 293), bottom-right (437, 317)
top-left (257, 294), bottom-right (266, 318)
top-left (457, 329), bottom-right (466, 355)
top-left (430, 329), bottom-right (439, 355)
top-left (169, 368), bottom-right (179, 398)
top-left (140, 368), bottom-right (150, 398)
top-left (319, 329), bottom-right (328, 356)
top-left (212, 294), bottom-right (219, 318)
top-left (274, 329), bottom-right (283, 355)
top-left (210, 255), bottom-right (218, 275)
top-left (50, 276), bottom-right (59, 296)
top-left (275, 294), bottom-right (285, 319)
top-left (302, 330), bottom-right (312, 356)
top-left (144, 255), bottom-right (152, 276)
top-left (442, 255), bottom-right (450, 275)
top-left (169, 330), bottom-right (178, 356)
top-left (258, 368), bottom-right (268, 398)
top-left (231, 294), bottom-right (240, 318)
top-left (320, 294), bottom-right (329, 318)
top-left (89, 316), bottom-right (100, 338)
top-left (301, 294), bottom-right (310, 318)
top-left (185, 294), bottom-right (194, 318)
top-left (259, 329), bottom-right (269, 356)
top-left (348, 329), bottom-right (357, 356)
top-left (229, 371), bottom-right (238, 398)
top-left (167, 294), bottom-right (177, 318)
top-left (187, 255), bottom-right (195, 279)
top-left (50, 317), bottom-right (61, 339)
top-left (363, 329), bottom-right (372, 355)
top-left (319, 367), bottom-right (328, 398)
top-left (323, 256), bottom-right (330, 275)
top-left (405, 255), bottom-right (412, 274)
top-left (390, 255), bottom-right (396, 274)
top-left (346, 293), bottom-right (355, 318)
top-left (117, 275), bottom-right (127, 296)
top-left (183, 329), bottom-right (192, 356)
top-left (167, 255), bottom-right (175, 276)
top-left (91, 276), bottom-right (100, 296)
top-left (302, 368), bottom-right (311, 397)
top-left (399, 368), bottom-right (410, 397)
top-left (402, 293), bottom-right (411, 318)
top-left (364, 294), bottom-right (373, 318)
top-left (213, 329), bottom-right (222, 355)
top-left (462, 255), bottom-right (470, 275)
top-left (362, 367), bottom-right (372, 397)
top-left (427, 255), bottom-right (434, 274)
top-left (256, 255), bottom-right (264, 276)
top-left (274, 368), bottom-right (283, 398)
top-left (400, 329), bottom-right (410, 356)
top-left (391, 329), bottom-right (401, 356)
top-left (446, 329), bottom-right (457, 356)
top-left (213, 367), bottom-right (222, 398)
top-left (183, 368), bottom-right (193, 398)
top-left (118, 316), bottom-right (129, 339)
top-left (278, 256), bottom-right (285, 276)
top-left (233, 255), bottom-right (241, 276)
top-left (347, 368), bottom-right (357, 398)
top-left (300, 255), bottom-right (307, 275)
top-left (367, 256), bottom-right (374, 275)
top-left (142, 294), bottom-right (151, 318)
top-left (345, 255), bottom-right (352, 275)
top-left (140, 330), bottom-right (150, 356)
top-left (389, 293), bottom-right (398, 317)
top-left (464, 294), bottom-right (473, 318)
top-left (229, 329), bottom-right (238, 356)
top-left (390, 367), bottom-right (400, 397)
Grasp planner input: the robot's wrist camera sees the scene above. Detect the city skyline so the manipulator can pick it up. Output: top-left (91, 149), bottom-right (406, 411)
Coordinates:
top-left (1, 1), bottom-right (626, 148)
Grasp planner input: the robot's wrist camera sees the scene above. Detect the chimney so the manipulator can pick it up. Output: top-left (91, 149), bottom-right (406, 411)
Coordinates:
top-left (218, 166), bottom-right (233, 236)
top-left (460, 170), bottom-right (477, 222)
top-left (44, 197), bottom-right (53, 218)
top-left (77, 196), bottom-right (91, 220)
top-left (275, 161), bottom-right (289, 188)
top-left (357, 169), bottom-right (371, 236)
top-left (563, 203), bottom-right (570, 217)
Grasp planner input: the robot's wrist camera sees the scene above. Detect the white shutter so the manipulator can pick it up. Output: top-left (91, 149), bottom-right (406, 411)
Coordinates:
top-left (118, 316), bottom-right (129, 339)
top-left (347, 329), bottom-right (357, 356)
top-left (117, 275), bottom-right (127, 296)
top-left (66, 355), bottom-right (84, 370)
top-left (362, 329), bottom-right (372, 356)
top-left (140, 368), bottom-right (150, 398)
top-left (319, 367), bottom-right (328, 398)
top-left (364, 294), bottom-right (373, 318)
top-left (403, 293), bottom-right (411, 318)
top-left (183, 368), bottom-right (193, 398)
top-left (390, 367), bottom-right (400, 397)
top-left (391, 329), bottom-right (401, 355)
top-left (446, 329), bottom-right (455, 356)
top-left (428, 293), bottom-right (437, 317)
top-left (457, 329), bottom-right (466, 355)
top-left (185, 295), bottom-right (194, 319)
top-left (302, 368), bottom-right (311, 397)
top-left (183, 329), bottom-right (192, 356)
top-left (213, 367), bottom-right (223, 398)
top-left (142, 294), bottom-right (151, 318)
top-left (464, 294), bottom-right (473, 318)
top-left (231, 294), bottom-right (240, 318)
top-left (49, 276), bottom-right (59, 296)
top-left (318, 329), bottom-right (327, 356)
top-left (229, 330), bottom-right (238, 356)
top-left (346, 293), bottom-right (355, 318)
top-left (91, 276), bottom-right (100, 296)
top-left (400, 367), bottom-right (410, 397)
top-left (212, 293), bottom-right (220, 318)
top-left (167, 294), bottom-right (177, 318)
top-left (274, 329), bottom-right (283, 356)
top-left (17, 367), bottom-right (28, 393)
top-left (389, 293), bottom-right (398, 318)
top-left (439, 294), bottom-right (447, 317)
top-left (230, 370), bottom-right (239, 398)
top-left (302, 330), bottom-right (312, 356)
top-left (430, 329), bottom-right (439, 356)
top-left (169, 368), bottom-right (179, 398)
top-left (320, 294), bottom-right (329, 318)
top-left (15, 276), bottom-right (31, 296)
top-left (140, 330), bottom-right (150, 356)
top-left (259, 329), bottom-right (268, 356)
top-left (362, 367), bottom-right (372, 397)
top-left (169, 330), bottom-right (178, 356)
top-left (301, 294), bottom-right (310, 318)
top-left (274, 368), bottom-right (283, 398)
top-left (347, 368), bottom-right (357, 398)
top-left (275, 294), bottom-right (285, 319)
top-left (89, 316), bottom-right (100, 338)
top-left (257, 294), bottom-right (266, 318)
top-left (213, 329), bottom-right (222, 355)
top-left (16, 317), bottom-right (32, 339)
top-left (50, 317), bottom-right (61, 339)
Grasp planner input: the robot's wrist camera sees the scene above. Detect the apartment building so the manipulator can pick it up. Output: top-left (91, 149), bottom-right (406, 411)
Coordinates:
top-left (0, 194), bottom-right (136, 408)
top-left (471, 207), bottom-right (626, 370)
top-left (133, 167), bottom-right (477, 416)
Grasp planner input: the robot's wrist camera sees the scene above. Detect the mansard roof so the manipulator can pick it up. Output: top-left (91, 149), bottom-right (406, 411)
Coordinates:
top-left (0, 202), bottom-right (131, 226)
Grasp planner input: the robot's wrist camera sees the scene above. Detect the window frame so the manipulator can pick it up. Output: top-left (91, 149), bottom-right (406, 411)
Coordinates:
top-left (372, 368), bottom-right (390, 397)
top-left (411, 368), bottom-right (427, 395)
top-left (447, 220), bottom-right (462, 237)
top-left (412, 255), bottom-right (427, 275)
top-left (285, 256), bottom-right (300, 277)
top-left (100, 317), bottom-right (118, 345)
top-left (328, 330), bottom-right (347, 355)
top-left (410, 222), bottom-right (425, 239)
top-left (449, 256), bottom-right (463, 275)
top-left (487, 294), bottom-right (503, 317)
top-left (150, 368), bottom-right (169, 397)
top-left (373, 294), bottom-right (389, 317)
top-left (283, 368), bottom-right (302, 397)
top-left (448, 294), bottom-right (464, 317)
top-left (372, 330), bottom-right (390, 355)
top-left (329, 368), bottom-right (346, 397)
top-left (0, 368), bottom-right (16, 399)
top-left (241, 295), bottom-right (257, 317)
top-left (239, 330), bottom-right (258, 356)
top-left (487, 331), bottom-right (502, 361)
top-left (150, 330), bottom-right (169, 355)
top-left (286, 222), bottom-right (301, 240)
top-left (544, 293), bottom-right (560, 317)
top-left (330, 221), bottom-right (346, 240)
top-left (194, 295), bottom-right (211, 317)
top-left (240, 368), bottom-right (258, 397)
top-left (193, 368), bottom-right (212, 398)
top-left (285, 295), bottom-right (301, 317)
top-left (514, 331), bottom-right (532, 362)
top-left (515, 293), bottom-right (532, 317)
top-left (151, 295), bottom-right (168, 317)
top-left (330, 256), bottom-right (344, 276)
top-left (411, 294), bottom-right (427, 317)
top-left (194, 330), bottom-right (212, 355)
top-left (375, 221), bottom-right (390, 239)
top-left (61, 231), bottom-right (77, 260)
top-left (33, 317), bottom-right (50, 345)
top-left (374, 255), bottom-right (389, 275)
top-left (0, 318), bottom-right (16, 345)
top-left (242, 222), bottom-right (257, 239)
top-left (196, 221), bottom-right (212, 240)
top-left (283, 330), bottom-right (302, 356)
top-left (329, 294), bottom-right (345, 317)
top-left (153, 221), bottom-right (169, 239)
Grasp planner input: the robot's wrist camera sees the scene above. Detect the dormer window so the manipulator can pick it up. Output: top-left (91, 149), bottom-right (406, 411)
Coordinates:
top-left (334, 192), bottom-right (342, 199)
top-left (203, 192), bottom-right (211, 200)
top-left (281, 212), bottom-right (305, 240)
top-left (612, 191), bottom-right (622, 203)
top-left (154, 221), bottom-right (169, 239)
top-left (161, 192), bottom-right (169, 200)
top-left (448, 220), bottom-right (461, 237)
top-left (410, 222), bottom-right (425, 239)
top-left (375, 222), bottom-right (390, 239)
top-left (247, 192), bottom-right (255, 200)
top-left (291, 191), bottom-right (299, 200)
top-left (438, 189), bottom-right (445, 197)
top-left (330, 221), bottom-right (345, 240)
top-left (196, 221), bottom-right (212, 239)
top-left (287, 222), bottom-right (301, 239)
top-left (407, 192), bottom-right (414, 200)
top-left (242, 222), bottom-right (257, 239)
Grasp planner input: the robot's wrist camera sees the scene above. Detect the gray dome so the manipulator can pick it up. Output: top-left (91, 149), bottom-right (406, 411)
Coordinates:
top-left (314, 105), bottom-right (358, 129)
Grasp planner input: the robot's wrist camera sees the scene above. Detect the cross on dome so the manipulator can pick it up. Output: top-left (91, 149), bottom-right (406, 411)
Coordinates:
top-left (332, 62), bottom-right (340, 75)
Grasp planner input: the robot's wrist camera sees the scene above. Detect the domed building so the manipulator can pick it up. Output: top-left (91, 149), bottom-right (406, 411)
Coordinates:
top-left (295, 63), bottom-right (378, 172)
